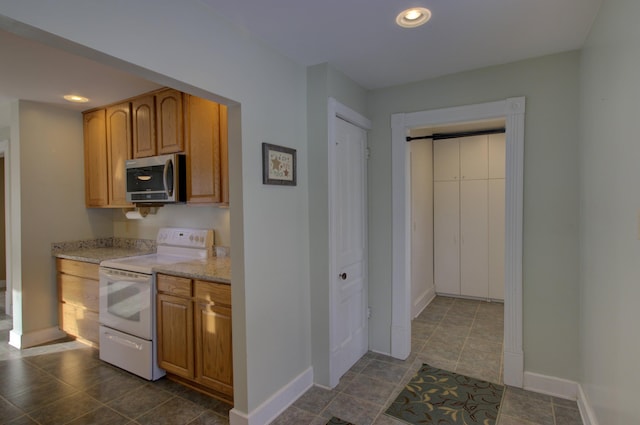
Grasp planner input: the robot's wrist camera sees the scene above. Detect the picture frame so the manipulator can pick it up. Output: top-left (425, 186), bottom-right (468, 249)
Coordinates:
top-left (262, 143), bottom-right (297, 186)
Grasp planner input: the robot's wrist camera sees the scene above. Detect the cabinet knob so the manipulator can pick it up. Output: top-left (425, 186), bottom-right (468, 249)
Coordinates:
top-left (339, 272), bottom-right (347, 280)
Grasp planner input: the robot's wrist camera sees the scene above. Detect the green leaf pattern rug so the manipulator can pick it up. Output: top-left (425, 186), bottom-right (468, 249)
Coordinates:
top-left (385, 364), bottom-right (504, 425)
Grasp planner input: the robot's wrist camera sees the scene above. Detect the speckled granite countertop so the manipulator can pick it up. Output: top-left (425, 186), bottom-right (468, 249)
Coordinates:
top-left (54, 247), bottom-right (156, 264)
top-left (53, 238), bottom-right (231, 283)
top-left (154, 257), bottom-right (231, 284)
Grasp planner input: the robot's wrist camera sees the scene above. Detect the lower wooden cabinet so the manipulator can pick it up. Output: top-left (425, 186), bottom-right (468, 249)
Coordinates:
top-left (156, 274), bottom-right (233, 403)
top-left (57, 258), bottom-right (100, 347)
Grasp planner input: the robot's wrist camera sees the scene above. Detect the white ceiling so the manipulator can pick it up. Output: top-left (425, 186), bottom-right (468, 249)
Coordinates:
top-left (0, 0), bottom-right (602, 111)
top-left (203, 0), bottom-right (603, 89)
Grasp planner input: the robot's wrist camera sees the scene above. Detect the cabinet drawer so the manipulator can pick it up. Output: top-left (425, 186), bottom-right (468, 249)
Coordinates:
top-left (157, 274), bottom-right (192, 297)
top-left (195, 280), bottom-right (231, 306)
top-left (59, 274), bottom-right (99, 311)
top-left (57, 258), bottom-right (99, 280)
top-left (61, 303), bottom-right (99, 345)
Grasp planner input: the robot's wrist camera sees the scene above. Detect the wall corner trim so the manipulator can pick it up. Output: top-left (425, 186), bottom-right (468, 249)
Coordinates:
top-left (229, 367), bottom-right (313, 425)
top-left (577, 384), bottom-right (600, 425)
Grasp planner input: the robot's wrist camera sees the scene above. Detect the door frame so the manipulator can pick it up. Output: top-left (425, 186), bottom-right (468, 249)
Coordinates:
top-left (391, 97), bottom-right (525, 387)
top-left (0, 140), bottom-right (11, 319)
top-left (328, 97), bottom-right (372, 388)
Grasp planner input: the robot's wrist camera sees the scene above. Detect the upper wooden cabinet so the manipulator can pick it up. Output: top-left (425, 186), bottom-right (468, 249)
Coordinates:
top-left (83, 104), bottom-right (133, 208)
top-left (185, 95), bottom-right (229, 205)
top-left (132, 89), bottom-right (184, 158)
top-left (84, 88), bottom-right (228, 207)
top-left (106, 103), bottom-right (133, 207)
top-left (83, 109), bottom-right (108, 207)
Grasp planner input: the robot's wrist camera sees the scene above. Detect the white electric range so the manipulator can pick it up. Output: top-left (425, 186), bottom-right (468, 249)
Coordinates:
top-left (98, 227), bottom-right (214, 380)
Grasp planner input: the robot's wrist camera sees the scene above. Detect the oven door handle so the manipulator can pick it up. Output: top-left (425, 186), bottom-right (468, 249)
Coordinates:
top-left (99, 268), bottom-right (150, 283)
top-left (103, 331), bottom-right (144, 351)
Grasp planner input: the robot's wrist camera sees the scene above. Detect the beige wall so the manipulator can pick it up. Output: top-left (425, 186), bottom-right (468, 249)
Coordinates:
top-left (579, 1), bottom-right (640, 423)
top-left (0, 158), bottom-right (5, 280)
top-left (367, 51), bottom-right (581, 380)
top-left (16, 100), bottom-right (113, 333)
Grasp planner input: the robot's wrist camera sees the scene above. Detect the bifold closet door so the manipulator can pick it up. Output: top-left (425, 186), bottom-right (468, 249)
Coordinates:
top-left (460, 179), bottom-right (489, 298)
top-left (434, 181), bottom-right (460, 295)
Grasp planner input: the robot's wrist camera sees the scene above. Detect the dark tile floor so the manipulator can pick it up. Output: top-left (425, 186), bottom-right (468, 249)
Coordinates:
top-left (0, 293), bottom-right (583, 425)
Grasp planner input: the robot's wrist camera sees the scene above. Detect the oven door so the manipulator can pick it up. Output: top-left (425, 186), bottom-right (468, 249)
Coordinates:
top-left (99, 267), bottom-right (153, 340)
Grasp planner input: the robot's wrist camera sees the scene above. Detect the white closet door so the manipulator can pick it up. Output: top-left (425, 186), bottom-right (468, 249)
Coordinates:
top-left (460, 136), bottom-right (488, 180)
top-left (460, 179), bottom-right (489, 298)
top-left (434, 181), bottom-right (460, 295)
top-left (433, 140), bottom-right (459, 181)
top-left (488, 134), bottom-right (506, 179)
top-left (488, 179), bottom-right (505, 300)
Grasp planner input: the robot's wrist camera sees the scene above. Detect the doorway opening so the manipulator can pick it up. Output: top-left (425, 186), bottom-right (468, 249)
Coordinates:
top-left (390, 97), bottom-right (525, 387)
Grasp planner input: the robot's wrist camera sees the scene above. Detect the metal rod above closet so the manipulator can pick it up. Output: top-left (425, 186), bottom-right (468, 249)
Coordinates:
top-left (406, 127), bottom-right (505, 142)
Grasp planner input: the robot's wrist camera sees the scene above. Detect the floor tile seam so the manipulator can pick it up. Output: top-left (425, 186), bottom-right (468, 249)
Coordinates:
top-left (128, 394), bottom-right (179, 420)
top-left (6, 383), bottom-right (86, 415)
top-left (60, 401), bottom-right (121, 425)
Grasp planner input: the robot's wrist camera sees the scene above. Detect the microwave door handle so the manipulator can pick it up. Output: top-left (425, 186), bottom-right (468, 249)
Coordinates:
top-left (163, 158), bottom-right (173, 197)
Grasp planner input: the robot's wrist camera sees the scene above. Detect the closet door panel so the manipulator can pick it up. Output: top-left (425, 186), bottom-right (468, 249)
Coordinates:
top-left (460, 136), bottom-right (488, 180)
top-left (460, 179), bottom-right (489, 298)
top-left (433, 140), bottom-right (459, 181)
top-left (488, 133), bottom-right (506, 179)
top-left (434, 181), bottom-right (460, 295)
top-left (488, 179), bottom-right (505, 300)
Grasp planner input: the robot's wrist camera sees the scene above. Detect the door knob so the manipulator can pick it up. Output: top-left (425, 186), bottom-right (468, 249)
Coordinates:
top-left (339, 272), bottom-right (347, 280)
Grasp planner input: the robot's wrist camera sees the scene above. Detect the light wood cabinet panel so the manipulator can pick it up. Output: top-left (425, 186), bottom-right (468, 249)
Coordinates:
top-left (83, 109), bottom-right (108, 207)
top-left (132, 95), bottom-right (156, 158)
top-left (156, 89), bottom-right (184, 155)
top-left (106, 103), bottom-right (133, 207)
top-left (195, 302), bottom-right (233, 398)
top-left (219, 104), bottom-right (229, 204)
top-left (157, 274), bottom-right (233, 403)
top-left (57, 259), bottom-right (100, 346)
top-left (185, 95), bottom-right (222, 204)
top-left (157, 293), bottom-right (195, 378)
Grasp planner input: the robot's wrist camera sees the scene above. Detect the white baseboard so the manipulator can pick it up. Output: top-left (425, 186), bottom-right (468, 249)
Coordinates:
top-left (523, 371), bottom-right (578, 400)
top-left (412, 286), bottom-right (435, 319)
top-left (229, 367), bottom-right (313, 425)
top-left (9, 327), bottom-right (67, 349)
top-left (577, 384), bottom-right (600, 425)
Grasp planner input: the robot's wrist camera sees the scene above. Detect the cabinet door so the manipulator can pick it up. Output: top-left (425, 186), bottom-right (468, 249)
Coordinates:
top-left (219, 104), bottom-right (229, 204)
top-left (433, 140), bottom-right (459, 181)
top-left (460, 179), bottom-right (489, 298)
top-left (488, 179), bottom-right (505, 300)
top-left (106, 103), bottom-right (132, 207)
top-left (195, 301), bottom-right (233, 399)
top-left (83, 109), bottom-right (108, 207)
top-left (157, 293), bottom-right (194, 378)
top-left (488, 133), bottom-right (506, 179)
top-left (132, 95), bottom-right (156, 158)
top-left (433, 181), bottom-right (460, 295)
top-left (185, 95), bottom-right (222, 204)
top-left (156, 89), bottom-right (184, 155)
top-left (459, 135), bottom-right (488, 180)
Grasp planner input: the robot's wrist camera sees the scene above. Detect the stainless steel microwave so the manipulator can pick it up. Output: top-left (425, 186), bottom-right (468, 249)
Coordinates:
top-left (125, 153), bottom-right (186, 203)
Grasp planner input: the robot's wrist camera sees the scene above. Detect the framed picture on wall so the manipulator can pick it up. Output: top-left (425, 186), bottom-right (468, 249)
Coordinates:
top-left (262, 143), bottom-right (297, 186)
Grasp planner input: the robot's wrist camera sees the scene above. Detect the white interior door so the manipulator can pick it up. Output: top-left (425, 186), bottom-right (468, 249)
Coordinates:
top-left (489, 178), bottom-right (505, 300)
top-left (330, 116), bottom-right (368, 386)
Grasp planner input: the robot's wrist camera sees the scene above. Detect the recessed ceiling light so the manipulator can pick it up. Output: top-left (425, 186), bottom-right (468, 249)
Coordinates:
top-left (396, 7), bottom-right (432, 28)
top-left (63, 94), bottom-right (89, 103)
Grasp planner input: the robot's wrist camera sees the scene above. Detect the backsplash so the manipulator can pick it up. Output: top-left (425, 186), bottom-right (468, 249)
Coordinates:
top-left (51, 237), bottom-right (157, 254)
